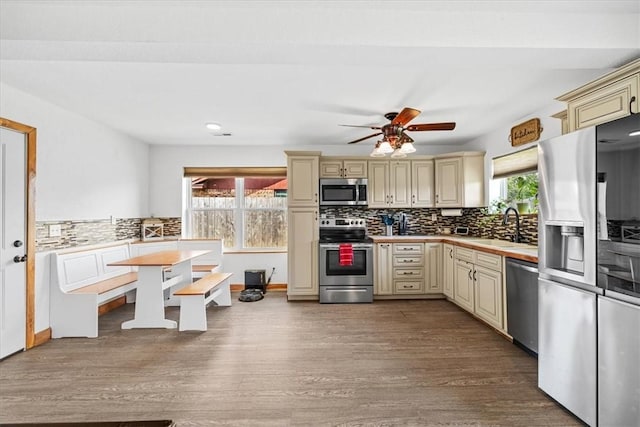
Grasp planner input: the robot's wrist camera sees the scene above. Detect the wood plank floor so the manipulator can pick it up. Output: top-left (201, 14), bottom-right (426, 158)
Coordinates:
top-left (0, 293), bottom-right (582, 426)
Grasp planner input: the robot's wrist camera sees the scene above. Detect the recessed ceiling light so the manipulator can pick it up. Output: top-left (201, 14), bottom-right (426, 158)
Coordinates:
top-left (629, 130), bottom-right (640, 137)
top-left (205, 122), bottom-right (222, 131)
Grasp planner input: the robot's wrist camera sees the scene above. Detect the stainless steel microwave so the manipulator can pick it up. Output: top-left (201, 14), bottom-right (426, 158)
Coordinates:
top-left (319, 178), bottom-right (368, 206)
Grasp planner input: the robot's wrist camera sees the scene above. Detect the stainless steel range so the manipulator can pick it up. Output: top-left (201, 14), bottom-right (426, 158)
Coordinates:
top-left (318, 217), bottom-right (373, 303)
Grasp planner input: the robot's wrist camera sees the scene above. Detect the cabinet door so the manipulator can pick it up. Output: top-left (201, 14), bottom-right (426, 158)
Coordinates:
top-left (368, 161), bottom-right (390, 208)
top-left (473, 265), bottom-right (503, 330)
top-left (375, 243), bottom-right (393, 295)
top-left (569, 73), bottom-right (639, 131)
top-left (435, 158), bottom-right (463, 207)
top-left (411, 160), bottom-right (435, 207)
top-left (425, 243), bottom-right (442, 293)
top-left (288, 156), bottom-right (319, 207)
top-left (342, 160), bottom-right (367, 178)
top-left (319, 160), bottom-right (343, 178)
top-left (389, 161), bottom-right (411, 207)
top-left (454, 259), bottom-right (474, 312)
top-left (443, 244), bottom-right (455, 298)
top-left (287, 208), bottom-right (318, 296)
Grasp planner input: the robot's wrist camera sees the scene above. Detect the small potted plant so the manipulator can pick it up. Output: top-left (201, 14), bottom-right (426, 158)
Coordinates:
top-left (508, 175), bottom-right (538, 214)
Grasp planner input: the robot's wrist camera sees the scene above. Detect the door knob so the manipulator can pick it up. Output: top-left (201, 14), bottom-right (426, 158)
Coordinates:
top-left (14, 255), bottom-right (27, 263)
top-left (13, 240), bottom-right (23, 247)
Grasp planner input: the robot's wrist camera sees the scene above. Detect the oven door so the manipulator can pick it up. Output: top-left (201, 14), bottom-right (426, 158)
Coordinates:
top-left (318, 243), bottom-right (373, 286)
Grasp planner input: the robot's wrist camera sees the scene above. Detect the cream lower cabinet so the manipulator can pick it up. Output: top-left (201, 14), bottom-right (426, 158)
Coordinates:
top-left (424, 243), bottom-right (442, 293)
top-left (393, 243), bottom-right (424, 294)
top-left (287, 207), bottom-right (318, 298)
top-left (452, 246), bottom-right (504, 330)
top-left (374, 243), bottom-right (393, 295)
top-left (443, 243), bottom-right (455, 298)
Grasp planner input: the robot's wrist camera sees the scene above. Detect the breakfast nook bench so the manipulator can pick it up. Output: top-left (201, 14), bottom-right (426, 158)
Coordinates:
top-left (51, 244), bottom-right (138, 338)
top-left (174, 272), bottom-right (232, 331)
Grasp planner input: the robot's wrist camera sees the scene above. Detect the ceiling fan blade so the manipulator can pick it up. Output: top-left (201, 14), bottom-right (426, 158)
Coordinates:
top-left (391, 107), bottom-right (421, 126)
top-left (347, 132), bottom-right (382, 144)
top-left (339, 124), bottom-right (383, 130)
top-left (406, 122), bottom-right (456, 132)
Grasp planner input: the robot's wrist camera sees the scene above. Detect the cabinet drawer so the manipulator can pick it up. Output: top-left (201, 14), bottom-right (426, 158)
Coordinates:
top-left (454, 246), bottom-right (474, 262)
top-left (393, 268), bottom-right (424, 279)
top-left (393, 256), bottom-right (424, 267)
top-left (394, 281), bottom-right (424, 293)
top-left (393, 243), bottom-right (424, 255)
top-left (474, 251), bottom-right (502, 272)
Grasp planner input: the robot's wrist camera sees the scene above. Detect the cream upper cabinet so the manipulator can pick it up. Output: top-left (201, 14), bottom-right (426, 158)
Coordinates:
top-left (424, 243), bottom-right (442, 293)
top-left (435, 158), bottom-right (463, 207)
top-left (367, 160), bottom-right (411, 208)
top-left (443, 243), bottom-right (455, 298)
top-left (320, 159), bottom-right (367, 178)
top-left (435, 155), bottom-right (484, 208)
top-left (374, 243), bottom-right (393, 295)
top-left (557, 58), bottom-right (639, 132)
top-left (287, 153), bottom-right (319, 207)
top-left (411, 160), bottom-right (435, 207)
top-left (287, 207), bottom-right (318, 298)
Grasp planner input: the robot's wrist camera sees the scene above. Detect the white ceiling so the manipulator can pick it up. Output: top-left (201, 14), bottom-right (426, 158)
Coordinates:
top-left (1, 0), bottom-right (639, 150)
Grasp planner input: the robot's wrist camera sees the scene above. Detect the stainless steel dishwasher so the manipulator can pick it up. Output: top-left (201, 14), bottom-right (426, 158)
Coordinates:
top-left (505, 258), bottom-right (539, 355)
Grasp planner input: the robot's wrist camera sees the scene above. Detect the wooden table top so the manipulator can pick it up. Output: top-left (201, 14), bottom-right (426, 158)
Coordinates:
top-left (107, 250), bottom-right (211, 267)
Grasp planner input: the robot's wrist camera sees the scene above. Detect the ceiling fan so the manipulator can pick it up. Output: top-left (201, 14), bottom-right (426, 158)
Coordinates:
top-left (340, 107), bottom-right (456, 145)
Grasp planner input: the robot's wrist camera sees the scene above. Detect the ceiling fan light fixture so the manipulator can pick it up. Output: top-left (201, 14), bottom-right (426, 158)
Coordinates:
top-left (399, 142), bottom-right (416, 154)
top-left (391, 148), bottom-right (407, 158)
top-left (379, 141), bottom-right (394, 154)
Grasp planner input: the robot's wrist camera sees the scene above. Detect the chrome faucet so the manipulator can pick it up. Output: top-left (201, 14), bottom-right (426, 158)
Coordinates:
top-left (503, 207), bottom-right (524, 243)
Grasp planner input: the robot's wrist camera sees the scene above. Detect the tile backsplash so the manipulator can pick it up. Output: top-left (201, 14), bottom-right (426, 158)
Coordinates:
top-left (36, 217), bottom-right (181, 251)
top-left (321, 206), bottom-right (538, 246)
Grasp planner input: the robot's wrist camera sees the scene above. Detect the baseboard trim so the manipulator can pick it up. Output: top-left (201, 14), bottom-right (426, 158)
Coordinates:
top-left (33, 327), bottom-right (52, 347)
top-left (99, 296), bottom-right (126, 316)
top-left (230, 283), bottom-right (287, 292)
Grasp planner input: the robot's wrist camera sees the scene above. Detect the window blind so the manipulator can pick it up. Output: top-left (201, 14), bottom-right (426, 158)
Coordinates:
top-left (183, 167), bottom-right (286, 178)
top-left (492, 146), bottom-right (538, 179)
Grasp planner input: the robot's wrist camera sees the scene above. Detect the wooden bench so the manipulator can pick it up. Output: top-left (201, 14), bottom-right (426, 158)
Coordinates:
top-left (174, 272), bottom-right (232, 331)
top-left (51, 244), bottom-right (138, 338)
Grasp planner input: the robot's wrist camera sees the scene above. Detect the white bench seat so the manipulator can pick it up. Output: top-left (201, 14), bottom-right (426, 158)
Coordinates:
top-left (174, 272), bottom-right (232, 331)
top-left (51, 244), bottom-right (138, 338)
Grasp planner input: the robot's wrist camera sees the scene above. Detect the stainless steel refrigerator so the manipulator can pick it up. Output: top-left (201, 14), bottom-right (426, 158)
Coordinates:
top-left (537, 113), bottom-right (640, 427)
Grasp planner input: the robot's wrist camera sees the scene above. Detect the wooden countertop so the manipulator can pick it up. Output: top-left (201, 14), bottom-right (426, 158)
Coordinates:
top-left (370, 235), bottom-right (538, 263)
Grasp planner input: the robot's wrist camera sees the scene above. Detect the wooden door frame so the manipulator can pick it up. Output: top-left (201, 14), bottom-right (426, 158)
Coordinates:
top-left (0, 117), bottom-right (37, 349)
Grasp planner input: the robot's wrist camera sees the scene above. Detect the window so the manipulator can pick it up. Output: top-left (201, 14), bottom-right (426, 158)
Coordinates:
top-left (183, 168), bottom-right (287, 249)
top-left (490, 146), bottom-right (538, 214)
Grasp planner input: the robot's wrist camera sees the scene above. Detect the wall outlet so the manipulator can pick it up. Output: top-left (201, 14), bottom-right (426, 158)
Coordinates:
top-left (48, 224), bottom-right (62, 237)
top-left (431, 213), bottom-right (438, 221)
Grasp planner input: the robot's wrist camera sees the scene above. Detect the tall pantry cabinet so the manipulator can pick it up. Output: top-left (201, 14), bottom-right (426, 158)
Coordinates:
top-left (286, 152), bottom-right (320, 299)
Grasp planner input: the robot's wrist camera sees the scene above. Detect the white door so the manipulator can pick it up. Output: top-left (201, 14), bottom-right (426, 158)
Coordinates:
top-left (0, 127), bottom-right (27, 359)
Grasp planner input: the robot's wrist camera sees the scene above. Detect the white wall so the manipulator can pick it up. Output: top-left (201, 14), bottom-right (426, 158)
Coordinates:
top-left (0, 83), bottom-right (150, 221)
top-left (1, 82), bottom-right (151, 333)
top-left (223, 252), bottom-right (287, 286)
top-left (461, 102), bottom-right (565, 205)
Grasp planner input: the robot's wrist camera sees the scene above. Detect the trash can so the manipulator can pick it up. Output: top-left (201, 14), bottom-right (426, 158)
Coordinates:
top-left (244, 269), bottom-right (267, 292)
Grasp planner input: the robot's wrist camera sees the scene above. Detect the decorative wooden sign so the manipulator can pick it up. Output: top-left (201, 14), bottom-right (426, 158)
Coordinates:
top-left (510, 118), bottom-right (543, 146)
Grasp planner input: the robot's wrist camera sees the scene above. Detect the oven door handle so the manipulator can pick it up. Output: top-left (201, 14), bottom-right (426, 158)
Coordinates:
top-left (322, 287), bottom-right (369, 292)
top-left (319, 243), bottom-right (373, 249)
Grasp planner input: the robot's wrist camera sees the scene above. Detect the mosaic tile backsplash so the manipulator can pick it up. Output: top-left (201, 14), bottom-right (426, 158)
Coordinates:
top-left (321, 206), bottom-right (538, 246)
top-left (37, 207), bottom-right (539, 252)
top-left (36, 217), bottom-right (181, 251)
